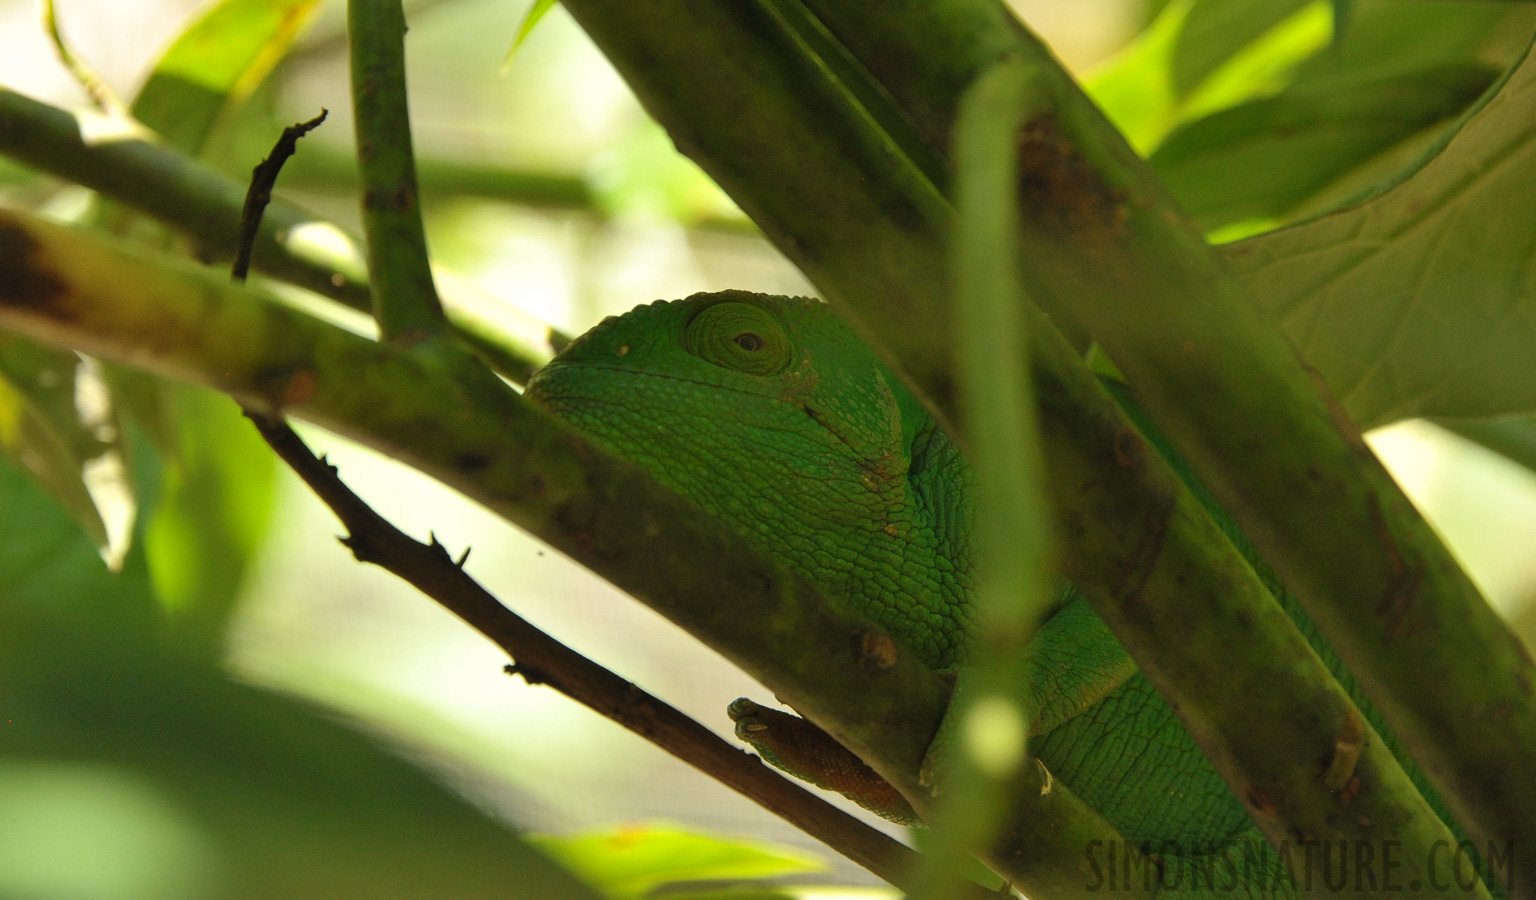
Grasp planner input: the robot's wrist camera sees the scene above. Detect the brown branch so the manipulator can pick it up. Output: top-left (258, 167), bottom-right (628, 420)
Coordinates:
top-left (243, 411), bottom-right (959, 893)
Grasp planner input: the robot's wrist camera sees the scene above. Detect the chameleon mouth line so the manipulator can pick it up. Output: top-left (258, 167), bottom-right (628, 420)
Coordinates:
top-left (529, 361), bottom-right (787, 403)
top-left (529, 363), bottom-right (874, 456)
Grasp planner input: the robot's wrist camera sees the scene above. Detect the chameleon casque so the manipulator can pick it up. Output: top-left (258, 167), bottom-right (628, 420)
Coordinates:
top-left (523, 290), bottom-right (1472, 898)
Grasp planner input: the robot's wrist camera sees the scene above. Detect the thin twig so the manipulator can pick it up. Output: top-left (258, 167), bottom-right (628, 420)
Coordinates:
top-left (38, 0), bottom-right (127, 118)
top-left (243, 411), bottom-right (945, 892)
top-left (232, 110), bottom-right (328, 284)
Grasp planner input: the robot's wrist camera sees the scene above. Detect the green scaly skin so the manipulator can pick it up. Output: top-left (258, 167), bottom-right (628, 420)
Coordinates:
top-left (524, 290), bottom-right (1470, 898)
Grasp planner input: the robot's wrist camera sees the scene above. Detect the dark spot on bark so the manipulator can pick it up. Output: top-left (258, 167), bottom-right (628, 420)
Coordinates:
top-left (1016, 116), bottom-right (1127, 237)
top-left (525, 472), bottom-right (546, 500)
top-left (924, 371), bottom-right (960, 423)
top-left (362, 188), bottom-right (378, 209)
top-left (1339, 770), bottom-right (1363, 804)
top-left (454, 451), bottom-right (491, 472)
top-left (281, 369), bottom-right (317, 407)
top-left (1246, 785), bottom-right (1277, 817)
top-left (858, 630), bottom-right (899, 669)
top-left (1112, 426), bottom-right (1144, 468)
top-left (1322, 708), bottom-right (1365, 793)
top-left (1115, 492), bottom-right (1176, 607)
top-left (0, 223), bottom-right (70, 316)
top-left (391, 184), bottom-right (413, 211)
top-left (1368, 497), bottom-right (1420, 637)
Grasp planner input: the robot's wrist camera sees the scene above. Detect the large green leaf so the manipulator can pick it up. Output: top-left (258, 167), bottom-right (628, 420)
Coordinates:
top-left (1152, 64), bottom-right (1495, 231)
top-left (1225, 32), bottom-right (1536, 428)
top-left (530, 825), bottom-right (823, 900)
top-left (141, 384), bottom-right (276, 648)
top-left (1087, 0), bottom-right (1332, 153)
top-left (0, 605), bottom-right (605, 900)
top-left (0, 337), bottom-right (110, 549)
top-left (1129, 1), bottom-right (1533, 235)
top-left (1171, 0), bottom-right (1313, 97)
top-left (132, 0), bottom-right (329, 156)
top-left (0, 447), bottom-right (156, 629)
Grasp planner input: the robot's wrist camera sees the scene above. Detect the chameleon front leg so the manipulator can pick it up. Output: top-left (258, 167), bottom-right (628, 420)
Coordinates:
top-left (729, 591), bottom-right (1135, 824)
top-left (728, 698), bottom-right (921, 825)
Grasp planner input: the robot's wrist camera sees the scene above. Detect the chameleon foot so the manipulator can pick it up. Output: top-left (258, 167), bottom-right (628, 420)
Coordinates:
top-left (727, 697), bottom-right (919, 826)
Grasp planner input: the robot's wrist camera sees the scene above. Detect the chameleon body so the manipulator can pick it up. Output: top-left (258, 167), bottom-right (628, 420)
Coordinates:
top-left (524, 291), bottom-right (1467, 898)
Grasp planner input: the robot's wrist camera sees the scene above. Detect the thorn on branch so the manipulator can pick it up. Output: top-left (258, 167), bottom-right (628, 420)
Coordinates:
top-left (504, 662), bottom-right (551, 686)
top-left (456, 546), bottom-right (472, 567)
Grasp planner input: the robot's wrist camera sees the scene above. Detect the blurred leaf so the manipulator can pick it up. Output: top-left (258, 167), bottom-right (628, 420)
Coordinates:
top-left (0, 606), bottom-right (606, 900)
top-left (142, 384), bottom-right (276, 649)
top-left (101, 363), bottom-right (179, 459)
top-left (648, 884), bottom-right (792, 890)
top-left (0, 337), bottom-right (109, 549)
top-left (1332, 0), bottom-right (1355, 42)
top-left (502, 0), bottom-right (559, 72)
top-left (1171, 0), bottom-right (1312, 97)
top-left (1159, 0), bottom-right (1534, 234)
top-left (1225, 33), bottom-right (1536, 428)
top-left (1284, 2), bottom-right (1536, 96)
top-left (1087, 0), bottom-right (1330, 153)
top-left (588, 123), bottom-right (741, 225)
top-left (1152, 64), bottom-right (1496, 230)
top-left (132, 0), bottom-right (328, 156)
top-left (531, 825), bottom-right (824, 900)
top-left (0, 446), bottom-right (156, 629)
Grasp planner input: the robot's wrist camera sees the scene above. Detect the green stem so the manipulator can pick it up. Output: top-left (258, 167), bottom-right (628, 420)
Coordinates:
top-left (794, 1), bottom-right (1536, 884)
top-left (553, 0), bottom-right (1475, 893)
top-left (0, 88), bottom-right (561, 382)
top-left (347, 0), bottom-right (447, 343)
top-left (908, 59), bottom-right (1053, 900)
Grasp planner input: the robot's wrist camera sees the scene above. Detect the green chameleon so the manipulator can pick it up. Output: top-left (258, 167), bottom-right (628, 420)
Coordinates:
top-left (524, 290), bottom-right (1475, 898)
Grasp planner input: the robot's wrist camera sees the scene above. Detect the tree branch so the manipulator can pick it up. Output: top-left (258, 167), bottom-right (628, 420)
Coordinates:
top-left (233, 110), bottom-right (328, 283)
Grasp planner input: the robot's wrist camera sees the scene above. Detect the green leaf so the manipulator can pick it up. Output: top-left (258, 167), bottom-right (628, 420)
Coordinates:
top-left (1087, 0), bottom-right (1331, 153)
top-left (1332, 0), bottom-right (1355, 42)
top-left (142, 384), bottom-right (276, 649)
top-left (1225, 33), bottom-right (1536, 428)
top-left (1152, 64), bottom-right (1496, 230)
top-left (1171, 0), bottom-right (1312, 97)
top-left (0, 606), bottom-right (606, 900)
top-left (530, 826), bottom-right (824, 900)
top-left (501, 0), bottom-right (559, 72)
top-left (132, 0), bottom-right (328, 156)
top-left (0, 337), bottom-right (110, 549)
top-left (0, 447), bottom-right (157, 629)
top-left (1284, 2), bottom-right (1536, 96)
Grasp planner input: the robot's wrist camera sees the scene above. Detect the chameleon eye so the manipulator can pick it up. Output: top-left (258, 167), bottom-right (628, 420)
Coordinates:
top-left (683, 302), bottom-right (792, 375)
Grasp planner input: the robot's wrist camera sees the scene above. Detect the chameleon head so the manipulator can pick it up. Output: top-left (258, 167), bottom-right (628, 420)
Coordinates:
top-left (524, 290), bottom-right (968, 667)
